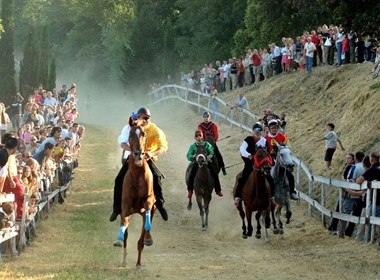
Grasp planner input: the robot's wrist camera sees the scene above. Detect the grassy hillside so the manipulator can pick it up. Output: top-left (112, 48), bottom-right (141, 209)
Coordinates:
top-left (222, 63), bottom-right (380, 178)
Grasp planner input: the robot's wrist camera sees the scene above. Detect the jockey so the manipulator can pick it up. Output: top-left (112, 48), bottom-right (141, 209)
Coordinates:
top-left (264, 119), bottom-right (298, 200)
top-left (234, 123), bottom-right (277, 208)
top-left (109, 107), bottom-right (169, 222)
top-left (186, 129), bottom-right (223, 198)
top-left (198, 111), bottom-right (227, 175)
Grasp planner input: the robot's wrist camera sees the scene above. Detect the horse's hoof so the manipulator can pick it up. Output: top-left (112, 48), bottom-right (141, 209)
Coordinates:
top-left (201, 226), bottom-right (208, 231)
top-left (121, 261), bottom-right (127, 268)
top-left (279, 229), bottom-right (284, 235)
top-left (273, 229), bottom-right (279, 234)
top-left (247, 232), bottom-right (252, 237)
top-left (242, 234), bottom-right (248, 239)
top-left (255, 234), bottom-right (261, 239)
top-left (144, 238), bottom-right (153, 246)
top-left (187, 204), bottom-right (192, 211)
top-left (136, 264), bottom-right (142, 270)
top-left (113, 240), bottom-right (123, 247)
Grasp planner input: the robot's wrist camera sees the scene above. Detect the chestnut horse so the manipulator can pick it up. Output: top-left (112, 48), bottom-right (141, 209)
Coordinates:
top-left (233, 147), bottom-right (273, 240)
top-left (114, 125), bottom-right (156, 268)
top-left (186, 144), bottom-right (214, 230)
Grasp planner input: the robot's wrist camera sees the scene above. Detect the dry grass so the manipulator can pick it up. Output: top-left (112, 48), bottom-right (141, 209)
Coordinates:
top-left (1, 64), bottom-right (380, 279)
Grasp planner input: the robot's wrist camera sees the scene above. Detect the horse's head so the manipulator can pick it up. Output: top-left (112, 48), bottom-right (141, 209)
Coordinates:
top-left (129, 126), bottom-right (146, 167)
top-left (195, 145), bottom-right (208, 168)
top-left (254, 147), bottom-right (273, 175)
top-left (274, 143), bottom-right (294, 172)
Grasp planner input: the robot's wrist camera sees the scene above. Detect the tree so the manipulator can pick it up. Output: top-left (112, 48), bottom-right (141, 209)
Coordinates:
top-left (47, 58), bottom-right (56, 91)
top-left (0, 0), bottom-right (17, 105)
top-left (36, 25), bottom-right (49, 88)
top-left (19, 28), bottom-right (38, 94)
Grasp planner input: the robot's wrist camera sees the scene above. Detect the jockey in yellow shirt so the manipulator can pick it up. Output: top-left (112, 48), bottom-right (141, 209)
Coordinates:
top-left (110, 107), bottom-right (169, 222)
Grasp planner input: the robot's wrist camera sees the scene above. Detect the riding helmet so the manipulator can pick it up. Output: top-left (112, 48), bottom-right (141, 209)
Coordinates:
top-left (203, 111), bottom-right (210, 117)
top-left (252, 123), bottom-right (263, 131)
top-left (268, 119), bottom-right (279, 127)
top-left (137, 107), bottom-right (151, 117)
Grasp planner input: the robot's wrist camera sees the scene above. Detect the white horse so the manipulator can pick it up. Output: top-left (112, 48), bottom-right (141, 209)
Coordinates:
top-left (270, 143), bottom-right (294, 234)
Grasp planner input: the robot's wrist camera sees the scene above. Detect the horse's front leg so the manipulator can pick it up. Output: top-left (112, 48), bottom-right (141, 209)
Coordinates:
top-left (271, 206), bottom-right (279, 234)
top-left (187, 197), bottom-right (192, 211)
top-left (237, 203), bottom-right (247, 238)
top-left (203, 197), bottom-right (211, 230)
top-left (115, 215), bottom-right (130, 267)
top-left (255, 211), bottom-right (262, 239)
top-left (245, 207), bottom-right (253, 237)
top-left (143, 197), bottom-right (155, 246)
top-left (285, 204), bottom-right (292, 224)
top-left (275, 207), bottom-right (284, 234)
top-left (196, 195), bottom-right (206, 230)
top-left (263, 210), bottom-right (271, 242)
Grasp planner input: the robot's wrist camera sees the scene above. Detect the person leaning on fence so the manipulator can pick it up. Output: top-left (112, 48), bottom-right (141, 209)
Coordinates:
top-left (0, 202), bottom-right (15, 231)
top-left (198, 111), bottom-right (226, 175)
top-left (234, 122), bottom-right (278, 208)
top-left (186, 129), bottom-right (223, 199)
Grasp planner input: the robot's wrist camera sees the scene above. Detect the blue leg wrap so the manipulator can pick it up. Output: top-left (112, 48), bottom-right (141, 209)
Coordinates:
top-left (145, 210), bottom-right (152, 231)
top-left (117, 225), bottom-right (126, 240)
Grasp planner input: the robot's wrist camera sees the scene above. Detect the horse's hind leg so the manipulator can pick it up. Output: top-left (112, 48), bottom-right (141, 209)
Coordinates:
top-left (275, 208), bottom-right (284, 234)
top-left (136, 224), bottom-right (146, 268)
top-left (286, 205), bottom-right (292, 224)
top-left (204, 197), bottom-right (211, 230)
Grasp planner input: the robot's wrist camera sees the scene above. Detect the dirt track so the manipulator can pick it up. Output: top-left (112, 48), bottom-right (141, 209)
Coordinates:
top-left (97, 101), bottom-right (379, 280)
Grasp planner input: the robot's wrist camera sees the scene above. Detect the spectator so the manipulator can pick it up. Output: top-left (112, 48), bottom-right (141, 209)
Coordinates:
top-left (318, 123), bottom-right (345, 170)
top-left (0, 202), bottom-right (15, 231)
top-left (304, 36), bottom-right (316, 74)
top-left (10, 93), bottom-right (24, 131)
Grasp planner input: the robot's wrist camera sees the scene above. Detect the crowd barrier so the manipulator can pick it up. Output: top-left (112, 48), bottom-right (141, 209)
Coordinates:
top-left (148, 84), bottom-right (380, 243)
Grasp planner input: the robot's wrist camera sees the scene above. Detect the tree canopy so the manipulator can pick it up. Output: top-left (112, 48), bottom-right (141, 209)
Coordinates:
top-left (0, 0), bottom-right (378, 98)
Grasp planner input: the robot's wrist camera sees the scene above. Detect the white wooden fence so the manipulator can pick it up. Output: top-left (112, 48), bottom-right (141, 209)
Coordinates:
top-left (148, 84), bottom-right (380, 243)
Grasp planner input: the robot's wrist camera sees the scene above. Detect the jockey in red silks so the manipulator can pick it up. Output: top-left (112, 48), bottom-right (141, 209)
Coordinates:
top-left (198, 111), bottom-right (227, 176)
top-left (264, 120), bottom-right (298, 200)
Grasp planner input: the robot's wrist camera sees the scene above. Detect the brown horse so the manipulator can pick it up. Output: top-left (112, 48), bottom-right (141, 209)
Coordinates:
top-left (113, 125), bottom-right (156, 268)
top-left (233, 147), bottom-right (273, 240)
top-left (186, 144), bottom-right (214, 230)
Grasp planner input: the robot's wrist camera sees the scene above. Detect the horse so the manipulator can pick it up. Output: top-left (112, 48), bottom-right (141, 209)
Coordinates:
top-left (270, 143), bottom-right (294, 235)
top-left (185, 144), bottom-right (214, 231)
top-left (233, 147), bottom-right (273, 240)
top-left (114, 125), bottom-right (156, 268)
top-left (204, 132), bottom-right (221, 174)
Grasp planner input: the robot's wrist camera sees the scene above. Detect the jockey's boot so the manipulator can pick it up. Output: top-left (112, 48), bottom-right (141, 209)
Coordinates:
top-left (222, 167), bottom-right (227, 176)
top-left (155, 199), bottom-right (168, 221)
top-left (109, 210), bottom-right (119, 222)
top-left (290, 192), bottom-right (299, 200)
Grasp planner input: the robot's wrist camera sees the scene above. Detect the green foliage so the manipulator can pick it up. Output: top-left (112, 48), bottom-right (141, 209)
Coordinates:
top-left (19, 28), bottom-right (38, 94)
top-left (47, 58), bottom-right (56, 90)
top-left (36, 25), bottom-right (49, 88)
top-left (0, 0), bottom-right (17, 105)
top-left (318, 0), bottom-right (380, 35)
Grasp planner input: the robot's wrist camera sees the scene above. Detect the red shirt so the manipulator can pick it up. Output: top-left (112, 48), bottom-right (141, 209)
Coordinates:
top-left (252, 54), bottom-right (261, 66)
top-left (198, 122), bottom-right (219, 141)
top-left (264, 133), bottom-right (288, 152)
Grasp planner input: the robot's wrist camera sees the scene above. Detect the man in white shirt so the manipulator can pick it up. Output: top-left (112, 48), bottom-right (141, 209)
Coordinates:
top-left (304, 37), bottom-right (316, 74)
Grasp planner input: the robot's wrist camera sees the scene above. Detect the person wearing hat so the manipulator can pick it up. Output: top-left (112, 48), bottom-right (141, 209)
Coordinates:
top-left (110, 108), bottom-right (169, 222)
top-left (234, 123), bottom-right (277, 208)
top-left (198, 111), bottom-right (227, 176)
top-left (186, 129), bottom-right (223, 198)
top-left (264, 120), bottom-right (298, 200)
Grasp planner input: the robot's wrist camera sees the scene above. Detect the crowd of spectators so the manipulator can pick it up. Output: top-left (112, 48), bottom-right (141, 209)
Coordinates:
top-left (176, 24), bottom-right (379, 93)
top-left (0, 82), bottom-right (85, 253)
